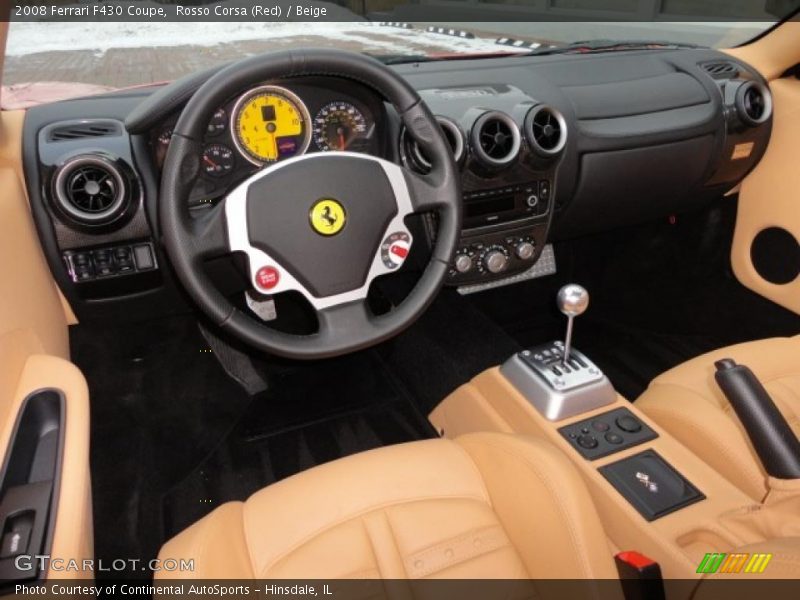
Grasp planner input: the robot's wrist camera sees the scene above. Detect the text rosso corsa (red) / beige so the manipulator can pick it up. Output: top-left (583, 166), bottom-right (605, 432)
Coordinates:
top-left (177, 5), bottom-right (329, 18)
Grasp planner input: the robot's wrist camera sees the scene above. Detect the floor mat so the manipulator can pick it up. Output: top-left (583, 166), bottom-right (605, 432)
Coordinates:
top-left (161, 350), bottom-right (435, 539)
top-left (70, 316), bottom-right (253, 579)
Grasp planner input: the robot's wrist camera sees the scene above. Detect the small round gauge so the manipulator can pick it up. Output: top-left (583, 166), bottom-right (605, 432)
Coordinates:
top-left (231, 86), bottom-right (311, 165)
top-left (202, 144), bottom-right (235, 178)
top-left (207, 108), bottom-right (227, 136)
top-left (313, 102), bottom-right (367, 151)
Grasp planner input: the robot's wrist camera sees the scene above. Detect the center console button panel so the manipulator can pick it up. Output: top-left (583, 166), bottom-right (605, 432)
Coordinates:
top-left (599, 450), bottom-right (705, 521)
top-left (559, 407), bottom-right (658, 460)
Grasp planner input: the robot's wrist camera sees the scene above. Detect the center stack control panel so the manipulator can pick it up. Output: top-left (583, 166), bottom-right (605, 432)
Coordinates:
top-left (405, 86), bottom-right (567, 288)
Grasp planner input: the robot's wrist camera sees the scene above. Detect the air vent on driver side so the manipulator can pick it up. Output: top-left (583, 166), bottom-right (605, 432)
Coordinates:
top-left (401, 116), bottom-right (466, 173)
top-left (470, 111), bottom-right (521, 169)
top-left (46, 120), bottom-right (123, 142)
top-left (735, 80), bottom-right (773, 127)
top-left (701, 61), bottom-right (739, 79)
top-left (52, 155), bottom-right (129, 226)
top-left (524, 105), bottom-right (567, 158)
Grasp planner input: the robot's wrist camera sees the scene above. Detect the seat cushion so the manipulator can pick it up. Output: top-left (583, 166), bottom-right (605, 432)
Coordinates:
top-left (157, 433), bottom-right (618, 580)
top-left (637, 336), bottom-right (800, 501)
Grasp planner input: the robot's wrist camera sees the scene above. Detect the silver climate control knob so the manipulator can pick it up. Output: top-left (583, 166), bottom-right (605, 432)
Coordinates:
top-left (515, 241), bottom-right (535, 261)
top-left (454, 253), bottom-right (474, 274)
top-left (483, 249), bottom-right (509, 274)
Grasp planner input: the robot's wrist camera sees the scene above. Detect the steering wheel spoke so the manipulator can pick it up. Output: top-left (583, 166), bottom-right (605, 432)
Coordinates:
top-left (188, 201), bottom-right (229, 261)
top-left (317, 299), bottom-right (374, 341)
top-left (404, 170), bottom-right (447, 214)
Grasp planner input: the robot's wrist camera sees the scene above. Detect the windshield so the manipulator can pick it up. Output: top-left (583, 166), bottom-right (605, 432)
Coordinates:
top-left (3, 0), bottom-right (798, 107)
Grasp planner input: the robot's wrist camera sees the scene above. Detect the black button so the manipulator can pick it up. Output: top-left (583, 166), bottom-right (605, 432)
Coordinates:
top-left (133, 244), bottom-right (155, 270)
top-left (0, 525), bottom-right (30, 559)
top-left (605, 432), bottom-right (624, 445)
top-left (592, 420), bottom-right (610, 433)
top-left (577, 434), bottom-right (598, 449)
top-left (75, 268), bottom-right (94, 281)
top-left (73, 252), bottom-right (91, 266)
top-left (539, 180), bottom-right (551, 201)
top-left (616, 416), bottom-right (643, 433)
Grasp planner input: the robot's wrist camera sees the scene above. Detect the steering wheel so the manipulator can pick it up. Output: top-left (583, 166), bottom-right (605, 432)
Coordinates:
top-left (160, 49), bottom-right (461, 360)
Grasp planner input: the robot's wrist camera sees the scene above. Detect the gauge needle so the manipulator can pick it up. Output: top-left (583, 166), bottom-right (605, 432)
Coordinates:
top-left (203, 156), bottom-right (217, 169)
top-left (339, 131), bottom-right (346, 150)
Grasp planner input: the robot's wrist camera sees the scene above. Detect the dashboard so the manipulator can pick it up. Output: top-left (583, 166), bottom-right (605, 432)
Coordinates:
top-left (20, 48), bottom-right (773, 325)
top-left (148, 78), bottom-right (385, 207)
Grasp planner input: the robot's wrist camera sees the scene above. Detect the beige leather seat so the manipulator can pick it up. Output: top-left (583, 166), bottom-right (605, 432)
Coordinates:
top-left (157, 432), bottom-right (619, 580)
top-left (637, 336), bottom-right (800, 502)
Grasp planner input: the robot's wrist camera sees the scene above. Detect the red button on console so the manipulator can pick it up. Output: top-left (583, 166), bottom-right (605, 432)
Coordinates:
top-left (255, 266), bottom-right (280, 291)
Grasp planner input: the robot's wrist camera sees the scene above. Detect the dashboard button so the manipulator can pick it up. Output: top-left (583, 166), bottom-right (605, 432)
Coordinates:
top-left (515, 241), bottom-right (535, 260)
top-left (577, 435), bottom-right (599, 449)
top-left (454, 253), bottom-right (473, 274)
top-left (591, 420), bottom-right (610, 433)
top-left (539, 180), bottom-right (552, 201)
top-left (616, 415), bottom-right (643, 433)
top-left (605, 432), bottom-right (624, 445)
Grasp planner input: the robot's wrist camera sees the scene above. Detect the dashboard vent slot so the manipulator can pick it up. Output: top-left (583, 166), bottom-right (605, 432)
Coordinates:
top-left (525, 105), bottom-right (567, 157)
top-left (46, 120), bottom-right (123, 142)
top-left (702, 61), bottom-right (739, 79)
top-left (470, 111), bottom-right (520, 168)
top-left (53, 155), bottom-right (128, 225)
top-left (401, 116), bottom-right (465, 173)
top-left (735, 80), bottom-right (772, 126)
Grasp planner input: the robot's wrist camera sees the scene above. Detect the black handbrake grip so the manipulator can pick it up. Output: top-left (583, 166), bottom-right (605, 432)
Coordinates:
top-left (714, 358), bottom-right (800, 480)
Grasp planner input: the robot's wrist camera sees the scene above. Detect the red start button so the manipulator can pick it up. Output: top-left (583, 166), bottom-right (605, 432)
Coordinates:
top-left (255, 266), bottom-right (280, 291)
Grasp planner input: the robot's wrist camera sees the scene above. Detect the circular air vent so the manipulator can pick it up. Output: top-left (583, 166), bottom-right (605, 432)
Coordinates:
top-left (470, 111), bottom-right (521, 169)
top-left (735, 81), bottom-right (772, 127)
top-left (401, 117), bottom-right (466, 173)
top-left (53, 155), bottom-right (128, 225)
top-left (524, 105), bottom-right (567, 158)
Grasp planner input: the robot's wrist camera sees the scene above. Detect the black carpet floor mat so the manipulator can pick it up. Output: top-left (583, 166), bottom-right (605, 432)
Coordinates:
top-left (70, 316), bottom-right (253, 578)
top-left (161, 350), bottom-right (435, 539)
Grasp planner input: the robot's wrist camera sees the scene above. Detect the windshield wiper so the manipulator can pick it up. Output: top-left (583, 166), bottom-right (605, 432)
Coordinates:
top-left (529, 39), bottom-right (704, 56)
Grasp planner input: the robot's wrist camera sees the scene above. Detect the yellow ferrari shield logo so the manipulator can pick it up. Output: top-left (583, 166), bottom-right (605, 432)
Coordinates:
top-left (309, 199), bottom-right (346, 236)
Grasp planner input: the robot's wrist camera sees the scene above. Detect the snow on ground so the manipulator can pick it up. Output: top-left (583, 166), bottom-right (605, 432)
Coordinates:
top-left (6, 21), bottom-right (513, 57)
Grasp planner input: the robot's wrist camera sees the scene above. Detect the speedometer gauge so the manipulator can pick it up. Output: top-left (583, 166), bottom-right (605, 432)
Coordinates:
top-left (313, 102), bottom-right (367, 151)
top-left (231, 86), bottom-right (311, 165)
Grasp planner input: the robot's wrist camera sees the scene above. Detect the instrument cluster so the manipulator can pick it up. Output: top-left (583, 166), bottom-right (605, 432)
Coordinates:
top-left (151, 80), bottom-right (380, 206)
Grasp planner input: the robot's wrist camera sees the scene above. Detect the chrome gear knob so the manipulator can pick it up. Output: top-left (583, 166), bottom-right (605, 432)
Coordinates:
top-left (556, 284), bottom-right (589, 365)
top-left (557, 284), bottom-right (590, 318)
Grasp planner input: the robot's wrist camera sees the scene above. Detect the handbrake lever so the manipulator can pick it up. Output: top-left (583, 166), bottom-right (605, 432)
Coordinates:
top-left (715, 359), bottom-right (800, 480)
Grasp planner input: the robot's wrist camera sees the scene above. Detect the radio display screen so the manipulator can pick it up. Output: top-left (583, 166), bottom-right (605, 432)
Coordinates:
top-left (465, 195), bottom-right (515, 219)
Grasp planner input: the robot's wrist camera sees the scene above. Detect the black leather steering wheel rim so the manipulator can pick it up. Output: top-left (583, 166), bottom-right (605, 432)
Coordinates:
top-left (160, 49), bottom-right (461, 360)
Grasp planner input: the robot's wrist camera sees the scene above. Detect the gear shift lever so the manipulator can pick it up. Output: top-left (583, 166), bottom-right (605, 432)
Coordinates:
top-left (501, 282), bottom-right (613, 420)
top-left (556, 284), bottom-right (589, 366)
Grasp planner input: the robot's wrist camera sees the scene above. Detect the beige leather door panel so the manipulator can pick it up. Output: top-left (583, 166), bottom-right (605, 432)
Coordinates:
top-left (729, 78), bottom-right (800, 314)
top-left (0, 62), bottom-right (93, 574)
top-left (725, 23), bottom-right (800, 315)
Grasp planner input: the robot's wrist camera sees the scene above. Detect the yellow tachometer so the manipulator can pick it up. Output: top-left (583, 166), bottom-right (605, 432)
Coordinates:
top-left (231, 86), bottom-right (311, 165)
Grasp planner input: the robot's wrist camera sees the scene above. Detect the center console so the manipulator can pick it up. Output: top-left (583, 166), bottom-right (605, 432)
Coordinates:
top-left (404, 86), bottom-right (566, 288)
top-left (428, 284), bottom-right (800, 581)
